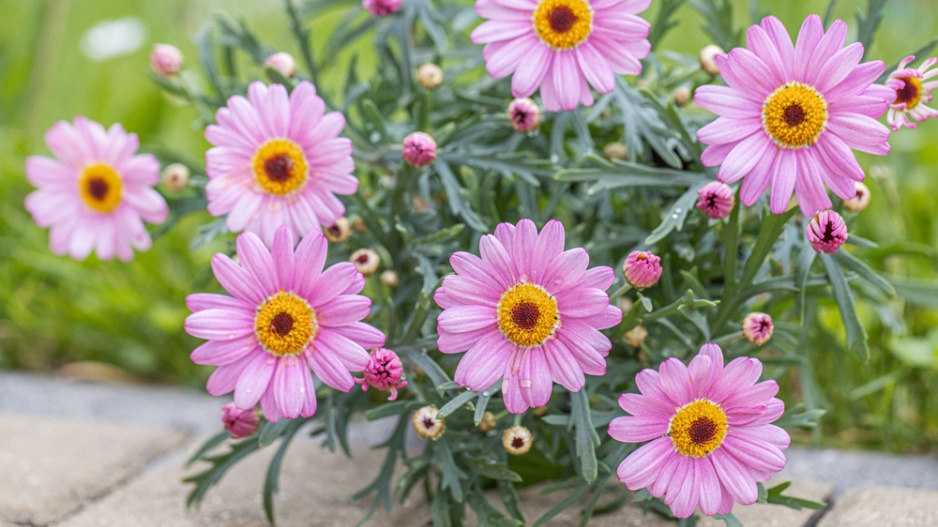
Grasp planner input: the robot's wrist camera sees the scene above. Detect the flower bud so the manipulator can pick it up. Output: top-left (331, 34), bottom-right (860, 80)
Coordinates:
top-left (806, 210), bottom-right (848, 254)
top-left (350, 248), bottom-right (381, 276)
top-left (533, 405), bottom-right (549, 417)
top-left (603, 142), bottom-right (628, 161)
top-left (502, 426), bottom-right (533, 455)
top-left (380, 269), bottom-right (399, 287)
top-left (402, 132), bottom-right (437, 168)
top-left (624, 325), bottom-right (648, 347)
top-left (161, 163), bottom-right (190, 192)
top-left (356, 348), bottom-right (408, 401)
top-left (221, 403), bottom-right (260, 439)
top-left (843, 181), bottom-right (871, 212)
top-left (742, 312), bottom-right (774, 346)
top-left (623, 251), bottom-right (662, 290)
top-left (672, 86), bottom-right (692, 107)
top-left (323, 217), bottom-right (351, 243)
top-left (507, 98), bottom-right (541, 133)
top-left (362, 0), bottom-right (403, 16)
top-left (696, 181), bottom-right (735, 220)
top-left (264, 52), bottom-right (297, 78)
top-left (478, 411), bottom-right (496, 432)
top-left (150, 43), bottom-right (183, 77)
top-left (417, 63), bottom-right (444, 90)
top-left (351, 216), bottom-right (368, 233)
top-left (412, 406), bottom-right (446, 440)
top-left (699, 44), bottom-right (724, 75)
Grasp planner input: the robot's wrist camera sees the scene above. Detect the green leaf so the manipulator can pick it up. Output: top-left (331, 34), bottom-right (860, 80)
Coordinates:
top-left (533, 482), bottom-right (591, 527)
top-left (258, 418), bottom-right (294, 447)
top-left (474, 382), bottom-right (499, 426)
top-left (794, 238), bottom-right (818, 321)
top-left (436, 440), bottom-right (467, 502)
top-left (856, 0), bottom-right (888, 59)
top-left (185, 431), bottom-right (230, 468)
top-left (766, 481), bottom-right (826, 510)
top-left (690, 0), bottom-right (743, 51)
top-left (774, 403), bottom-right (826, 428)
top-left (262, 418), bottom-right (306, 524)
top-left (833, 249), bottom-right (896, 297)
top-left (436, 389), bottom-right (478, 419)
top-left (890, 277), bottom-right (938, 308)
top-left (433, 161), bottom-right (489, 232)
top-left (466, 457), bottom-right (523, 483)
top-left (820, 253), bottom-right (870, 362)
top-left (645, 183), bottom-right (707, 245)
top-left (713, 513), bottom-right (742, 527)
top-left (647, 0), bottom-right (687, 49)
top-left (363, 399), bottom-right (420, 421)
top-left (184, 439), bottom-right (261, 508)
top-left (571, 389), bottom-right (600, 483)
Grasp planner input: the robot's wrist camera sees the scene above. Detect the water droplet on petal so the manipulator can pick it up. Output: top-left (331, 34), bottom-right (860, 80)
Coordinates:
top-left (299, 387), bottom-right (305, 393)
top-left (246, 387), bottom-right (253, 394)
top-left (227, 333), bottom-right (234, 340)
top-left (520, 379), bottom-right (532, 388)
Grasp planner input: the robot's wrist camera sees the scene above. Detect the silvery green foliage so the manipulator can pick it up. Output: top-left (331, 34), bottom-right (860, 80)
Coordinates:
top-left (170, 0), bottom-right (923, 524)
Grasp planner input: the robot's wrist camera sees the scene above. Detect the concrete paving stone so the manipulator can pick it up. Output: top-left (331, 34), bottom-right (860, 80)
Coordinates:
top-left (779, 447), bottom-right (938, 497)
top-left (817, 486), bottom-right (938, 527)
top-left (0, 413), bottom-right (188, 526)
top-left (697, 478), bottom-right (831, 527)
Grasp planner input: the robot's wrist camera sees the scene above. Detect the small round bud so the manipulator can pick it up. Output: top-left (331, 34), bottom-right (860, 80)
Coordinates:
top-left (696, 181), bottom-right (735, 220)
top-left (402, 132), bottom-right (437, 168)
top-left (742, 312), bottom-right (774, 346)
top-left (323, 217), bottom-right (351, 243)
top-left (502, 426), bottom-right (533, 455)
top-left (533, 405), bottom-right (548, 417)
top-left (806, 210), bottom-right (848, 254)
top-left (380, 270), bottom-right (399, 287)
top-left (478, 411), bottom-right (496, 432)
top-left (356, 348), bottom-right (407, 401)
top-left (350, 248), bottom-right (381, 276)
top-left (221, 403), bottom-right (260, 439)
top-left (265, 52), bottom-right (297, 78)
top-left (624, 325), bottom-right (648, 347)
top-left (150, 43), bottom-right (183, 77)
top-left (699, 44), bottom-right (724, 76)
top-left (672, 86), bottom-right (692, 107)
top-left (603, 142), bottom-right (628, 161)
top-left (161, 163), bottom-right (190, 192)
top-left (363, 0), bottom-right (403, 16)
top-left (507, 98), bottom-right (541, 133)
top-left (351, 216), bottom-right (368, 233)
top-left (843, 181), bottom-right (871, 212)
top-left (417, 63), bottom-right (444, 90)
top-left (623, 251), bottom-right (662, 290)
top-left (412, 406), bottom-right (445, 440)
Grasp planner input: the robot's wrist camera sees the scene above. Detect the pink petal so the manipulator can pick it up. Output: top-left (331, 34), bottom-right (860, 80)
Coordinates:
top-left (556, 287), bottom-right (609, 317)
top-left (793, 15), bottom-right (824, 80)
top-left (330, 322), bottom-right (386, 350)
top-left (698, 458), bottom-right (725, 516)
top-left (307, 347), bottom-right (354, 391)
top-left (190, 337), bottom-right (257, 366)
top-left (307, 262), bottom-right (360, 308)
top-left (236, 231), bottom-right (278, 295)
top-left (185, 309), bottom-right (255, 340)
top-left (211, 253), bottom-right (265, 303)
top-left (292, 231), bottom-right (328, 298)
top-left (553, 51), bottom-right (582, 111)
top-left (769, 151), bottom-right (797, 214)
top-left (543, 339), bottom-right (585, 391)
top-left (519, 347), bottom-right (552, 408)
top-left (708, 356), bottom-right (763, 403)
top-left (617, 392), bottom-right (674, 418)
top-left (454, 331), bottom-right (510, 390)
top-left (437, 305), bottom-right (497, 334)
top-left (710, 449), bottom-right (758, 505)
top-left (697, 118), bottom-right (762, 146)
top-left (272, 356), bottom-right (311, 419)
top-left (616, 437), bottom-right (675, 490)
top-left (608, 415), bottom-right (668, 443)
top-left (442, 275), bottom-right (500, 306)
top-left (234, 352), bottom-right (276, 408)
top-left (693, 85), bottom-right (762, 119)
top-left (540, 248), bottom-right (589, 294)
top-left (314, 329), bottom-right (370, 371)
top-left (716, 133), bottom-right (771, 184)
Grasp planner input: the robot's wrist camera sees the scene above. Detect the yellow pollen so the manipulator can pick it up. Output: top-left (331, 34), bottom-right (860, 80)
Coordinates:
top-left (497, 282), bottom-right (560, 348)
top-left (254, 290), bottom-right (317, 356)
top-left (251, 138), bottom-right (309, 196)
top-left (532, 0), bottom-right (593, 50)
top-left (668, 399), bottom-right (729, 458)
top-left (761, 81), bottom-right (828, 149)
top-left (78, 162), bottom-right (123, 213)
top-left (894, 75), bottom-right (922, 109)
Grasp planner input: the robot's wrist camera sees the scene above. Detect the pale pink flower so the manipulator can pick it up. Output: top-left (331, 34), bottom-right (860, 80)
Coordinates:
top-left (623, 250), bottom-right (662, 290)
top-left (470, 0), bottom-right (651, 112)
top-left (204, 81), bottom-right (357, 248)
top-left (741, 312), bottom-right (773, 346)
top-left (508, 98), bottom-right (541, 132)
top-left (694, 15), bottom-right (895, 217)
top-left (885, 55), bottom-right (938, 131)
top-left (24, 117), bottom-right (168, 261)
top-left (609, 343), bottom-right (790, 518)
top-left (806, 210), bottom-right (847, 254)
top-left (696, 181), bottom-right (735, 220)
top-left (402, 132), bottom-right (437, 167)
top-left (150, 43), bottom-right (182, 76)
top-left (221, 403), bottom-right (260, 439)
top-left (356, 348), bottom-right (408, 401)
top-left (363, 0), bottom-right (403, 16)
top-left (185, 225), bottom-right (386, 422)
top-left (264, 52), bottom-right (297, 77)
top-left (434, 219), bottom-right (622, 414)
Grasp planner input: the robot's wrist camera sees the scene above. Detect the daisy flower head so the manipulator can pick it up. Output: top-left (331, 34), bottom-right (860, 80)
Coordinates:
top-left (609, 343), bottom-right (790, 518)
top-left (694, 15), bottom-right (895, 217)
top-left (185, 225), bottom-right (386, 422)
top-left (434, 219), bottom-right (622, 414)
top-left (24, 117), bottom-right (168, 261)
top-left (470, 0), bottom-right (652, 112)
top-left (204, 81), bottom-right (357, 248)
top-left (885, 55), bottom-right (938, 131)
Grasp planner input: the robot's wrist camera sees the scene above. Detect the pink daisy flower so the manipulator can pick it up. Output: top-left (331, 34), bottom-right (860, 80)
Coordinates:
top-left (185, 225), bottom-right (386, 422)
top-left (609, 344), bottom-right (790, 518)
top-left (470, 0), bottom-right (651, 112)
top-left (204, 81), bottom-right (357, 248)
top-left (694, 15), bottom-right (895, 217)
top-left (885, 55), bottom-right (938, 131)
top-left (24, 117), bottom-right (168, 261)
top-left (434, 219), bottom-right (622, 413)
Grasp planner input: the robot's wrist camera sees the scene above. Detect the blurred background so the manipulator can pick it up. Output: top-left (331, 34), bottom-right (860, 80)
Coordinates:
top-left (0, 0), bottom-right (936, 452)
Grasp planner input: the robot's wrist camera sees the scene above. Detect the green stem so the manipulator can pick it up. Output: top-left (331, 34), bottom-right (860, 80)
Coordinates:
top-left (608, 283), bottom-right (632, 302)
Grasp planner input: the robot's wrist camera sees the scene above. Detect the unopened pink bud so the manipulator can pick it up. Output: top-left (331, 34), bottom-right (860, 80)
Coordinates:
top-left (507, 98), bottom-right (541, 133)
top-left (742, 312), bottom-right (773, 346)
top-left (363, 0), bottom-right (403, 16)
top-left (623, 251), bottom-right (662, 290)
top-left (265, 52), bottom-right (297, 77)
top-left (150, 43), bottom-right (182, 77)
top-left (806, 210), bottom-right (847, 254)
top-left (221, 403), bottom-right (260, 439)
top-left (696, 181), bottom-right (735, 220)
top-left (402, 132), bottom-right (437, 167)
top-left (357, 348), bottom-right (408, 401)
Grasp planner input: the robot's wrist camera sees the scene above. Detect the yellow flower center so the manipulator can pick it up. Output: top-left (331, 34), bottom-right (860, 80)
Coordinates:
top-left (254, 291), bottom-right (317, 356)
top-left (497, 282), bottom-right (560, 348)
top-left (894, 75), bottom-right (922, 109)
top-left (668, 399), bottom-right (729, 458)
top-left (251, 138), bottom-right (309, 196)
top-left (761, 81), bottom-right (828, 149)
top-left (532, 0), bottom-right (593, 50)
top-left (78, 162), bottom-right (123, 213)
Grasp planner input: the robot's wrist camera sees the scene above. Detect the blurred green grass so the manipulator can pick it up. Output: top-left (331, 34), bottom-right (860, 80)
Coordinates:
top-left (0, 0), bottom-right (936, 449)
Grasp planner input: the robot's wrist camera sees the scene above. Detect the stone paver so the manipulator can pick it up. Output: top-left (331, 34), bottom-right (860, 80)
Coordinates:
top-left (0, 413), bottom-right (187, 526)
top-left (779, 448), bottom-right (938, 498)
top-left (697, 478), bottom-right (831, 527)
top-left (817, 486), bottom-right (938, 527)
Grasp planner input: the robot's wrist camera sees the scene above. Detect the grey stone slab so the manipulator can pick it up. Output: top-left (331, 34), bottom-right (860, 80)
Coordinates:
top-left (780, 447), bottom-right (938, 497)
top-left (817, 486), bottom-right (938, 527)
top-left (697, 478), bottom-right (831, 527)
top-left (0, 413), bottom-right (187, 526)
